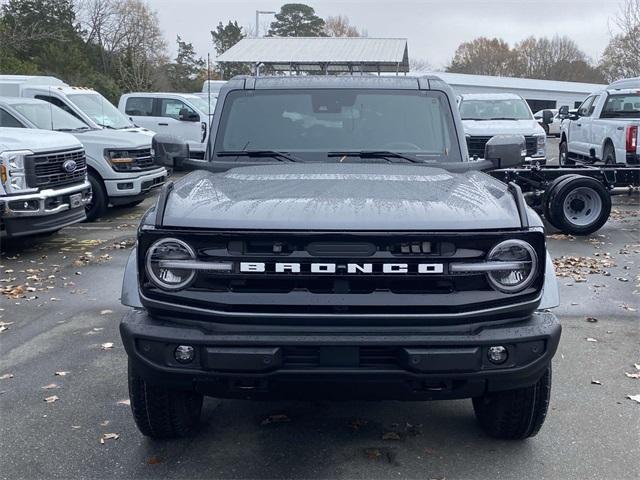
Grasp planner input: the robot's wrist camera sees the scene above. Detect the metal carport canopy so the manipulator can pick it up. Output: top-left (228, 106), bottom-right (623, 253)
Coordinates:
top-left (215, 37), bottom-right (409, 73)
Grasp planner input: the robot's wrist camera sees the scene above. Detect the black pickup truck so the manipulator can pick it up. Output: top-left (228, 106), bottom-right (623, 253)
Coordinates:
top-left (120, 75), bottom-right (561, 440)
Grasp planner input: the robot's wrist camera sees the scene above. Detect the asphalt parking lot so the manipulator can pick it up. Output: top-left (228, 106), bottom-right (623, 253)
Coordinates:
top-left (1, 142), bottom-right (638, 480)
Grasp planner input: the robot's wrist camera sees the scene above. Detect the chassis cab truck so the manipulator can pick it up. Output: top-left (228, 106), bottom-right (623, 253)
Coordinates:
top-left (0, 76), bottom-right (167, 220)
top-left (0, 127), bottom-right (91, 237)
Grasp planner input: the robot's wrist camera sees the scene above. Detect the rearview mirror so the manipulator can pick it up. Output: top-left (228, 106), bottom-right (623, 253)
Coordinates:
top-left (152, 134), bottom-right (189, 170)
top-left (542, 110), bottom-right (554, 125)
top-left (485, 135), bottom-right (525, 169)
top-left (179, 108), bottom-right (199, 122)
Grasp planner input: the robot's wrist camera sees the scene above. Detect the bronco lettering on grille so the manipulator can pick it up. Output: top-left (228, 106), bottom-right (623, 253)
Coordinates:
top-left (239, 262), bottom-right (444, 274)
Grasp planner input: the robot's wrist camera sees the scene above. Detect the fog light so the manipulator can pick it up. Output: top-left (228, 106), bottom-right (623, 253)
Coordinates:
top-left (487, 346), bottom-right (508, 365)
top-left (174, 345), bottom-right (195, 363)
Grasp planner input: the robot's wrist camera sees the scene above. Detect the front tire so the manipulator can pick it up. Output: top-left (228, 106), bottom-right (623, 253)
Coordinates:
top-left (85, 172), bottom-right (108, 222)
top-left (128, 361), bottom-right (203, 439)
top-left (473, 367), bottom-right (552, 440)
top-left (559, 141), bottom-right (574, 166)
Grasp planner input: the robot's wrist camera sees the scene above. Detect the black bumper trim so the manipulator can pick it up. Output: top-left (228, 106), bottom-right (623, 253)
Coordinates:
top-left (1, 206), bottom-right (86, 237)
top-left (120, 309), bottom-right (561, 400)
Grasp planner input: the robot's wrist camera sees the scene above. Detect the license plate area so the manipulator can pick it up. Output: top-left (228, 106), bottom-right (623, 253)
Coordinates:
top-left (69, 192), bottom-right (83, 208)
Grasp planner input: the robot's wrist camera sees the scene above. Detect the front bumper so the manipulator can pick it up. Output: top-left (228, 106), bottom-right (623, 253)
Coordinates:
top-left (0, 180), bottom-right (91, 218)
top-left (104, 168), bottom-right (167, 198)
top-left (120, 309), bottom-right (561, 400)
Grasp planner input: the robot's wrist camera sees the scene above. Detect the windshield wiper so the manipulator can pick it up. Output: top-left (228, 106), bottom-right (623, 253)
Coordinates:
top-left (216, 150), bottom-right (304, 162)
top-left (56, 127), bottom-right (90, 132)
top-left (486, 117), bottom-right (520, 121)
top-left (96, 123), bottom-right (116, 129)
top-left (327, 150), bottom-right (424, 164)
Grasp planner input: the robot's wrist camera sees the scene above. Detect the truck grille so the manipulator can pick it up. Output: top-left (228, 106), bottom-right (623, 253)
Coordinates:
top-left (109, 148), bottom-right (155, 172)
top-left (25, 149), bottom-right (87, 189)
top-left (467, 136), bottom-right (538, 158)
top-left (140, 231), bottom-right (546, 323)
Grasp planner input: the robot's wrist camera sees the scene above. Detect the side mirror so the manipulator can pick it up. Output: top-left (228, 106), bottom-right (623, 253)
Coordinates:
top-left (542, 110), bottom-right (554, 125)
top-left (558, 105), bottom-right (569, 118)
top-left (485, 135), bottom-right (525, 169)
top-left (152, 133), bottom-right (189, 169)
top-left (179, 108), bottom-right (199, 122)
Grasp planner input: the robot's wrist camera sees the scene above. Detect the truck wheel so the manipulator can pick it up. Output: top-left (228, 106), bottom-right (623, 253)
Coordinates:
top-left (602, 143), bottom-right (617, 165)
top-left (85, 172), bottom-right (108, 222)
top-left (547, 176), bottom-right (611, 235)
top-left (543, 174), bottom-right (581, 230)
top-left (473, 367), bottom-right (551, 440)
top-left (128, 361), bottom-right (203, 439)
top-left (558, 141), bottom-right (574, 166)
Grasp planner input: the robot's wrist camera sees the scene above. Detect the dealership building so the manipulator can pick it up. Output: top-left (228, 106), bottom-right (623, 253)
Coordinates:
top-left (423, 72), bottom-right (604, 112)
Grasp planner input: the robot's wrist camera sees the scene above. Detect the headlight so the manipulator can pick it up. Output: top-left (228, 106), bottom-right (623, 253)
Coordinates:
top-left (486, 239), bottom-right (538, 293)
top-left (145, 238), bottom-right (196, 291)
top-left (0, 150), bottom-right (32, 193)
top-left (535, 134), bottom-right (546, 155)
top-left (105, 150), bottom-right (135, 171)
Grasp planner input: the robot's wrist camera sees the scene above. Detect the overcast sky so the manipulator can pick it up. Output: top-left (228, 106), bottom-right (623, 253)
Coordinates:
top-left (148, 0), bottom-right (623, 69)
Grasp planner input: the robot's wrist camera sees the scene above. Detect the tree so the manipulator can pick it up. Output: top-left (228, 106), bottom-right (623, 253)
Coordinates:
top-left (211, 20), bottom-right (250, 79)
top-left (446, 37), bottom-right (516, 76)
top-left (165, 36), bottom-right (205, 92)
top-left (324, 15), bottom-right (363, 37)
top-left (600, 0), bottom-right (640, 81)
top-left (268, 3), bottom-right (325, 37)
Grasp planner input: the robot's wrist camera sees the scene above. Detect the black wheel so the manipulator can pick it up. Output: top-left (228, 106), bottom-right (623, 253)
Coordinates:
top-left (602, 143), bottom-right (616, 165)
top-left (547, 176), bottom-right (611, 235)
top-left (128, 360), bottom-right (203, 439)
top-left (558, 140), bottom-right (574, 166)
top-left (473, 367), bottom-right (552, 440)
top-left (85, 172), bottom-right (108, 222)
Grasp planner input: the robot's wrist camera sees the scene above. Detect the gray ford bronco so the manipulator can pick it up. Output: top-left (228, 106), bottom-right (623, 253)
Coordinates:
top-left (120, 75), bottom-right (561, 440)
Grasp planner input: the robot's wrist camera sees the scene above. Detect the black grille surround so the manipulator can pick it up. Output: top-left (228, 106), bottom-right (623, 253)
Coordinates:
top-left (138, 230), bottom-right (546, 325)
top-left (25, 148), bottom-right (87, 189)
top-left (108, 148), bottom-right (155, 172)
top-left (466, 135), bottom-right (538, 158)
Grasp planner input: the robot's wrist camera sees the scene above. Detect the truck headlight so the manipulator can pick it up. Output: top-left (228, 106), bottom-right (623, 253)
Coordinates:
top-left (535, 134), bottom-right (546, 156)
top-left (486, 240), bottom-right (538, 293)
top-left (105, 150), bottom-right (134, 171)
top-left (0, 150), bottom-right (32, 193)
top-left (145, 238), bottom-right (196, 291)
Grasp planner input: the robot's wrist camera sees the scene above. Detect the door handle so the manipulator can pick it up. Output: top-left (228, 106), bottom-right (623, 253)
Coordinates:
top-left (158, 122), bottom-right (168, 126)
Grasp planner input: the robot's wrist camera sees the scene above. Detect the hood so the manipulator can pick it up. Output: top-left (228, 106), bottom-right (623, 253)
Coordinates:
top-left (161, 164), bottom-right (522, 231)
top-left (74, 129), bottom-right (152, 150)
top-left (0, 127), bottom-right (81, 153)
top-left (121, 126), bottom-right (155, 137)
top-left (463, 119), bottom-right (544, 136)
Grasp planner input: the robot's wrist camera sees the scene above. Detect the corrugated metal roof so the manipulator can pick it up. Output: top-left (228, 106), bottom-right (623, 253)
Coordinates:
top-left (216, 37), bottom-right (408, 65)
top-left (421, 71), bottom-right (604, 94)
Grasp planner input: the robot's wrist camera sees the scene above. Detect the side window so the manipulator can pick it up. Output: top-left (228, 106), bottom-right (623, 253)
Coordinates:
top-left (577, 96), bottom-right (596, 117)
top-left (34, 95), bottom-right (84, 121)
top-left (0, 108), bottom-right (25, 128)
top-left (160, 99), bottom-right (196, 120)
top-left (125, 97), bottom-right (154, 116)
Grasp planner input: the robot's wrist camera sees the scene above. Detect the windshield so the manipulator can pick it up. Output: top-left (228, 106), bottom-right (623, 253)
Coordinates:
top-left (68, 93), bottom-right (134, 129)
top-left (601, 93), bottom-right (640, 118)
top-left (214, 89), bottom-right (461, 162)
top-left (460, 98), bottom-right (533, 120)
top-left (12, 102), bottom-right (89, 132)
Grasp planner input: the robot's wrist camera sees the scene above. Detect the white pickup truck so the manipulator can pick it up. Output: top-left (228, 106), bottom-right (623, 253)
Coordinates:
top-left (559, 82), bottom-right (639, 166)
top-left (458, 93), bottom-right (550, 164)
top-left (1, 127), bottom-right (92, 237)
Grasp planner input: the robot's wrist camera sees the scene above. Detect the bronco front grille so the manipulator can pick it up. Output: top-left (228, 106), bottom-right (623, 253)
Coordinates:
top-left (139, 231), bottom-right (546, 322)
top-left (467, 135), bottom-right (538, 158)
top-left (25, 148), bottom-right (87, 189)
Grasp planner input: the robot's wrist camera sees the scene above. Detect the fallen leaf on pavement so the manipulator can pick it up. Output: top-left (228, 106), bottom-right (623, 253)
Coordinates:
top-left (591, 379), bottom-right (602, 385)
top-left (586, 317), bottom-right (598, 323)
top-left (100, 309), bottom-right (113, 315)
top-left (41, 383), bottom-right (58, 390)
top-left (71, 425), bottom-right (81, 429)
top-left (382, 431), bottom-right (402, 440)
top-left (625, 372), bottom-right (640, 379)
top-left (117, 399), bottom-right (131, 406)
top-left (100, 342), bottom-right (114, 350)
top-left (0, 373), bottom-right (14, 380)
top-left (349, 419), bottom-right (368, 431)
top-left (44, 395), bottom-right (59, 403)
top-left (54, 371), bottom-right (69, 376)
top-left (424, 447), bottom-right (437, 455)
top-left (626, 394), bottom-right (640, 404)
top-left (100, 433), bottom-right (119, 444)
top-left (365, 448), bottom-right (382, 459)
top-left (261, 414), bottom-right (290, 425)
top-left (586, 337), bottom-right (598, 342)
top-left (100, 420), bottom-right (110, 426)
top-left (148, 456), bottom-right (162, 465)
